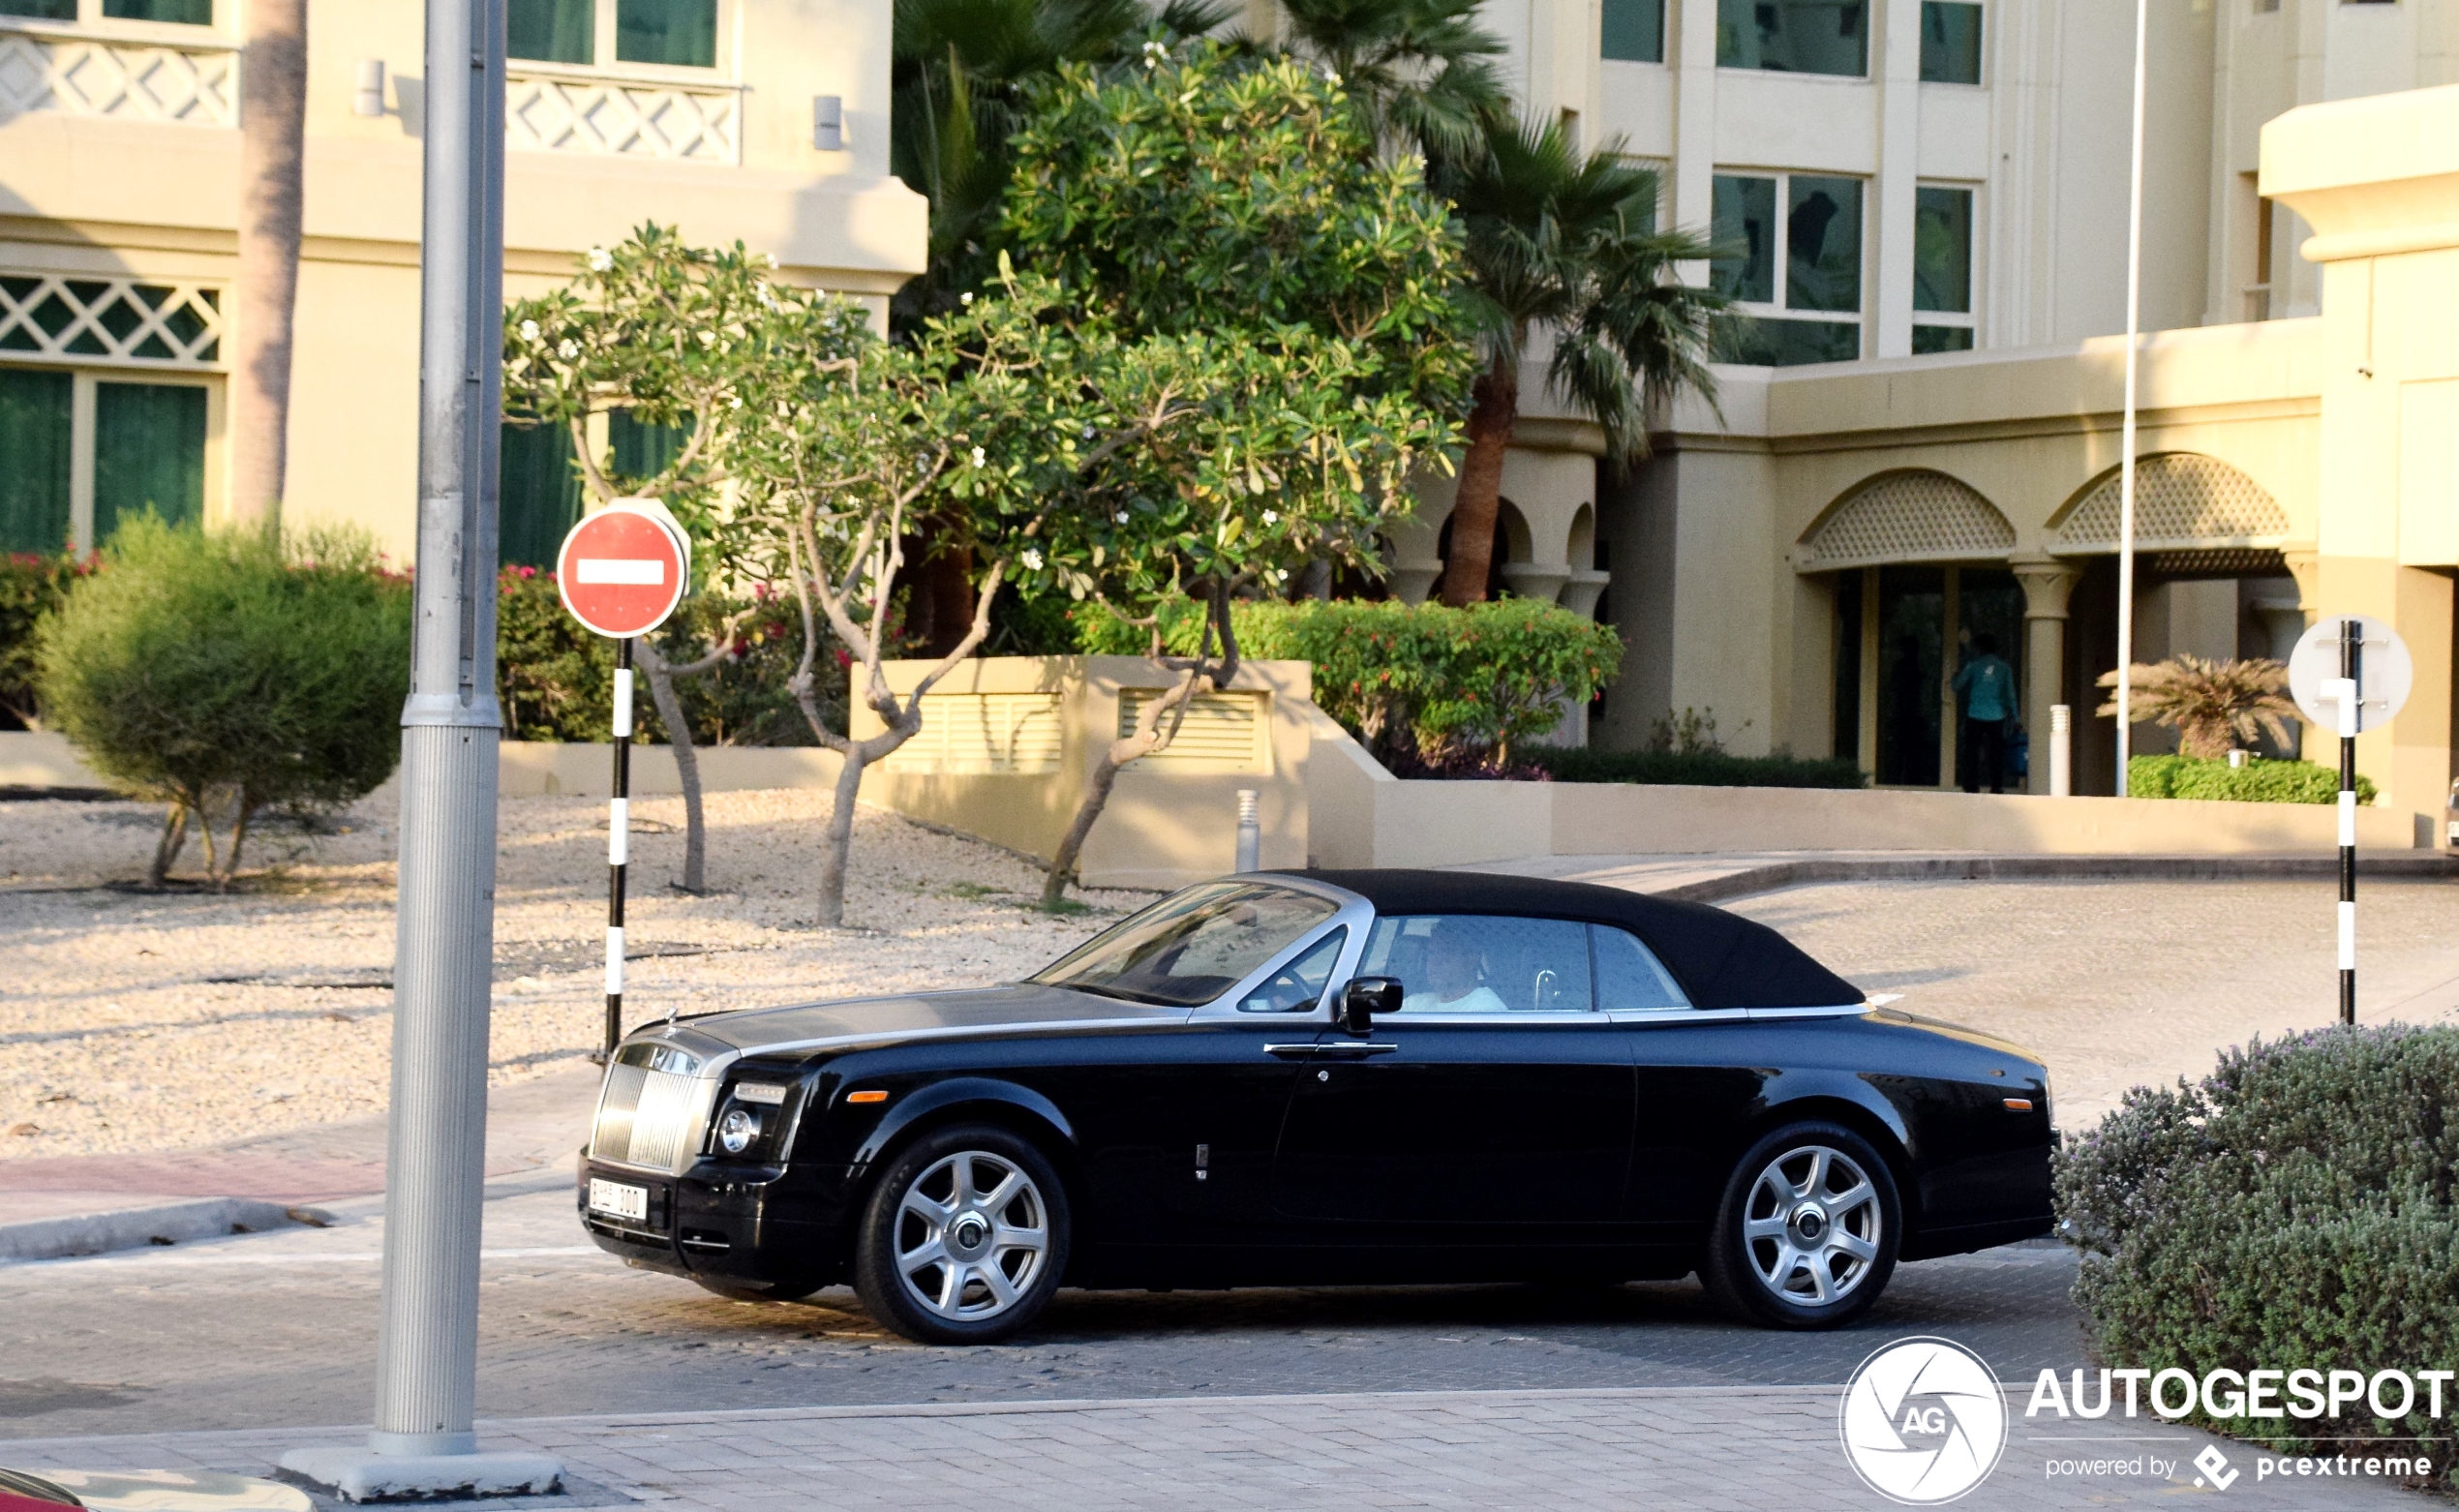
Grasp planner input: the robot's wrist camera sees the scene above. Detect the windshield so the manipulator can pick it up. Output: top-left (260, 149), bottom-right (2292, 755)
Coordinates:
top-left (1031, 881), bottom-right (1341, 1007)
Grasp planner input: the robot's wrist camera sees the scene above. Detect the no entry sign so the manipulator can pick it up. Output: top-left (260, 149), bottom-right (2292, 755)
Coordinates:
top-left (557, 499), bottom-right (690, 639)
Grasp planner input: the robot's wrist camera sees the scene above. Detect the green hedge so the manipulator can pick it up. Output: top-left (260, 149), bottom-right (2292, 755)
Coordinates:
top-left (1527, 745), bottom-right (1867, 789)
top-left (2057, 1025), bottom-right (2459, 1495)
top-left (1073, 596), bottom-right (1621, 764)
top-left (2129, 753), bottom-right (2375, 805)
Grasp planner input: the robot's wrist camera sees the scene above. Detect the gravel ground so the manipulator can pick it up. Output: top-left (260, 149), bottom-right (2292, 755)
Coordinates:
top-left (0, 790), bottom-right (1140, 1160)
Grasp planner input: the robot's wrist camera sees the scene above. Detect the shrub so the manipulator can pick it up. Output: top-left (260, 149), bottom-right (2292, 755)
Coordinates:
top-left (34, 518), bottom-right (412, 885)
top-left (2056, 1025), bottom-right (2459, 1496)
top-left (1074, 596), bottom-right (1622, 766)
top-left (0, 553), bottom-right (89, 729)
top-left (495, 567), bottom-right (827, 745)
top-left (1528, 746), bottom-right (1866, 789)
top-left (2128, 753), bottom-right (2375, 805)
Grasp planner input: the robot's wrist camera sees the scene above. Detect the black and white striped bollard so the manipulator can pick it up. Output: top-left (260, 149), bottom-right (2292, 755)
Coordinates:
top-left (604, 636), bottom-right (633, 1059)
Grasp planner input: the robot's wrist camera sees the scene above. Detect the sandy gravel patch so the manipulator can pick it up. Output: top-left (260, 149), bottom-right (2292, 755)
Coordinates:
top-left (0, 789), bottom-right (1139, 1160)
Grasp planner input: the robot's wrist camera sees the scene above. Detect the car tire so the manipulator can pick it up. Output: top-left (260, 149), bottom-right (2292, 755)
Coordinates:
top-left (853, 1123), bottom-right (1071, 1346)
top-left (1702, 1121), bottom-right (1900, 1330)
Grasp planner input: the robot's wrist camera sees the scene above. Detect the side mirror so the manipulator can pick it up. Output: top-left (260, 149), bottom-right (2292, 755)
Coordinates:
top-left (1339, 976), bottom-right (1403, 1035)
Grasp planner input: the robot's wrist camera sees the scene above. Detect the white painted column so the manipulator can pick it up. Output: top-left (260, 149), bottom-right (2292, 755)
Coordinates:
top-left (1872, 0), bottom-right (1924, 357)
top-left (1671, 0), bottom-right (1719, 284)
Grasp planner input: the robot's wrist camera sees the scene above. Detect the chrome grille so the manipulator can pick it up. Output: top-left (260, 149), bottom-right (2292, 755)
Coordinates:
top-left (591, 1043), bottom-right (705, 1171)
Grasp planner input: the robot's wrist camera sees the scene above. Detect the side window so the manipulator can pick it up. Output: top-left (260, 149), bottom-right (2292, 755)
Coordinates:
top-left (1237, 929), bottom-right (1347, 1013)
top-left (1591, 925), bottom-right (1691, 1011)
top-left (1360, 916), bottom-right (1594, 1013)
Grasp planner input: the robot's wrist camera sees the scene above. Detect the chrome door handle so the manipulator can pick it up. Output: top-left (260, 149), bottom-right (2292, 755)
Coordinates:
top-left (1263, 1043), bottom-right (1399, 1060)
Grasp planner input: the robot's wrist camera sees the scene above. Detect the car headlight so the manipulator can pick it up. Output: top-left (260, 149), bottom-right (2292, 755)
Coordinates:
top-left (717, 1106), bottom-right (761, 1155)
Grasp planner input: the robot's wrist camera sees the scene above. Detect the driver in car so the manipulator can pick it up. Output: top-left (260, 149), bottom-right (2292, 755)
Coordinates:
top-left (1402, 921), bottom-right (1505, 1013)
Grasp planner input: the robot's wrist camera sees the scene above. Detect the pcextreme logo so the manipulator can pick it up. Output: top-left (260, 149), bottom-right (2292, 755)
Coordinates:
top-left (1838, 1337), bottom-right (2010, 1504)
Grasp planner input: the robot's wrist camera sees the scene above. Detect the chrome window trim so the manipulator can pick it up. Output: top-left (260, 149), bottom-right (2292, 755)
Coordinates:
top-left (1607, 1004), bottom-right (1870, 1028)
top-left (1366, 1011), bottom-right (1621, 1026)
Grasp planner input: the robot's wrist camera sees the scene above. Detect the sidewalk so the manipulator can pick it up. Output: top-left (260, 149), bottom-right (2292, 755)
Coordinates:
top-left (0, 1387), bottom-right (2433, 1510)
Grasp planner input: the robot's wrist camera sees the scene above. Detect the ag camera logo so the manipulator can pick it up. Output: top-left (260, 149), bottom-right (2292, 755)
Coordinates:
top-left (1839, 1337), bottom-right (2010, 1503)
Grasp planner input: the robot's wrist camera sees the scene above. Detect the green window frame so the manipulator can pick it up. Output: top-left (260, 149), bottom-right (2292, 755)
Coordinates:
top-left (506, 0), bottom-right (721, 70)
top-left (508, 0), bottom-right (593, 63)
top-left (1717, 0), bottom-right (1867, 77)
top-left (0, 0), bottom-right (78, 19)
top-left (1602, 0), bottom-right (1665, 63)
top-left (101, 0), bottom-right (214, 20)
top-left (93, 380), bottom-right (206, 542)
top-left (500, 420), bottom-right (586, 568)
top-left (0, 369), bottom-right (73, 555)
top-left (1919, 2), bottom-right (1984, 84)
top-left (617, 0), bottom-right (715, 68)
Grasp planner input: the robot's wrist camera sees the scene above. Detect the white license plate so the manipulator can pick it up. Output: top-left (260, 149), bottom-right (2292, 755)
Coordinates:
top-left (589, 1178), bottom-right (648, 1223)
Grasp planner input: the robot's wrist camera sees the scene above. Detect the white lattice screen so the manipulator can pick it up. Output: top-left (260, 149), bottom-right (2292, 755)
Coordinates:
top-left (2053, 454), bottom-right (2291, 551)
top-left (1118, 690), bottom-right (1268, 771)
top-left (0, 30), bottom-right (237, 125)
top-left (506, 72), bottom-right (740, 162)
top-left (1799, 471), bottom-right (2016, 569)
top-left (882, 693), bottom-right (1063, 774)
top-left (0, 273), bottom-right (223, 368)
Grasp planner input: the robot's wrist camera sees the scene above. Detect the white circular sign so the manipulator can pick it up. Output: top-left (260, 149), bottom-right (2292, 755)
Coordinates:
top-left (1838, 1337), bottom-right (2009, 1505)
top-left (2287, 615), bottom-right (2411, 734)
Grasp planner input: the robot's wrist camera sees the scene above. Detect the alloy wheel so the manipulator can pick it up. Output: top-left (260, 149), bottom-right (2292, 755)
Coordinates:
top-left (892, 1149), bottom-right (1051, 1322)
top-left (1741, 1143), bottom-right (1882, 1307)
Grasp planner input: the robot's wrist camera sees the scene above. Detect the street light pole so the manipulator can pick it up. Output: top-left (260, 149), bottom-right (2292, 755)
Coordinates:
top-left (282, 0), bottom-right (559, 1495)
top-left (2113, 0), bottom-right (2149, 797)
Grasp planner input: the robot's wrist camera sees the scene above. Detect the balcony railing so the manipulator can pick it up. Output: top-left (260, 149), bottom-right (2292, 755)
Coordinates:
top-left (505, 64), bottom-right (743, 164)
top-left (0, 21), bottom-right (238, 127)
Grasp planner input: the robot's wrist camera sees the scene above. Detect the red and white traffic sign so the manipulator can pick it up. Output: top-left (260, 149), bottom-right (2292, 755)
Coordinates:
top-left (556, 499), bottom-right (690, 639)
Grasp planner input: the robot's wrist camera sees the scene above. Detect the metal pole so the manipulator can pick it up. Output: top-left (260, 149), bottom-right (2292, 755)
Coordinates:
top-left (373, 0), bottom-right (505, 1459)
top-left (1234, 788), bottom-right (1260, 873)
top-left (2336, 620), bottom-right (2360, 1026)
top-left (604, 638), bottom-right (633, 1059)
top-left (2113, 0), bottom-right (2149, 798)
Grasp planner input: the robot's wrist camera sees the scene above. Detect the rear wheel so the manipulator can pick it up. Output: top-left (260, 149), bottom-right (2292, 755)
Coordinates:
top-left (853, 1123), bottom-right (1070, 1345)
top-left (1702, 1121), bottom-right (1899, 1329)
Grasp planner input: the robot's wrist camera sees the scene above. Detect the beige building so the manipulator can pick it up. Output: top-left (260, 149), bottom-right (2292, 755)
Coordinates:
top-left (0, 0), bottom-right (923, 563)
top-left (1383, 0), bottom-right (2459, 817)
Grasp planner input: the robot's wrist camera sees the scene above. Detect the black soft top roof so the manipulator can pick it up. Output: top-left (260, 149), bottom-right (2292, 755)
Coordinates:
top-left (1281, 868), bottom-right (1863, 1012)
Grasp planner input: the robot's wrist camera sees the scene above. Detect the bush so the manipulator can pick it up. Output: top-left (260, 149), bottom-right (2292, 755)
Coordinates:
top-left (35, 518), bottom-right (412, 884)
top-left (0, 553), bottom-right (89, 729)
top-left (1528, 746), bottom-right (1867, 788)
top-left (2057, 1026), bottom-right (2459, 1495)
top-left (1074, 596), bottom-right (1622, 766)
top-left (496, 567), bottom-right (826, 745)
top-left (2129, 753), bottom-right (2375, 805)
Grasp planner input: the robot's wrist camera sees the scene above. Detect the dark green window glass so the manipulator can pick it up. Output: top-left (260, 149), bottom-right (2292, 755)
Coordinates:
top-left (1711, 175), bottom-right (1776, 305)
top-left (1913, 325), bottom-right (1975, 353)
top-left (1919, 1), bottom-right (1983, 84)
top-left (1602, 0), bottom-right (1665, 62)
top-left (617, 0), bottom-right (715, 67)
top-left (508, 0), bottom-right (592, 63)
top-left (607, 408), bottom-right (692, 482)
top-left (1717, 0), bottom-right (1867, 76)
top-left (501, 420), bottom-right (586, 568)
top-left (1786, 175), bottom-right (1863, 314)
top-left (0, 0), bottom-right (78, 19)
top-left (1712, 315), bottom-right (1861, 366)
top-left (1831, 568), bottom-right (1862, 763)
top-left (94, 381), bottom-right (206, 542)
top-left (0, 369), bottom-right (73, 555)
top-left (1913, 185), bottom-right (1972, 314)
top-left (102, 0), bottom-right (213, 20)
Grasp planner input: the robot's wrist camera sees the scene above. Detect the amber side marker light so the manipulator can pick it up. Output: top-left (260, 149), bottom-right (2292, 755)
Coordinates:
top-left (847, 1090), bottom-right (889, 1104)
top-left (2003, 1098), bottom-right (2035, 1112)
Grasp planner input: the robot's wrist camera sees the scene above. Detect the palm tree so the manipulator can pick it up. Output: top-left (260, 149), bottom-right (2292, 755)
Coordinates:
top-left (2096, 655), bottom-right (2300, 759)
top-left (229, 0), bottom-right (308, 526)
top-left (1434, 118), bottom-right (1725, 606)
top-left (1269, 0), bottom-right (1508, 162)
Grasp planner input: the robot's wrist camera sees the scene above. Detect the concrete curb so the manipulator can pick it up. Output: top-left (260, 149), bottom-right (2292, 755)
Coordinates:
top-left (1654, 851), bottom-right (2459, 905)
top-left (0, 1197), bottom-right (333, 1263)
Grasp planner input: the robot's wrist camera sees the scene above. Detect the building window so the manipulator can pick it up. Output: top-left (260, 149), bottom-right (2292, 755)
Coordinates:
top-left (1711, 171), bottom-right (1864, 365)
top-left (500, 420), bottom-right (584, 568)
top-left (1918, 2), bottom-right (1982, 83)
top-left (505, 0), bottom-right (717, 69)
top-left (1717, 0), bottom-right (1867, 77)
top-left (1602, 0), bottom-right (1664, 62)
top-left (1913, 184), bottom-right (1976, 353)
top-left (101, 0), bottom-right (211, 18)
top-left (0, 367), bottom-right (210, 552)
top-left (0, 0), bottom-right (78, 19)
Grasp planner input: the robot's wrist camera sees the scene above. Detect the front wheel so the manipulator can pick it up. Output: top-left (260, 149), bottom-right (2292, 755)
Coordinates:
top-left (1702, 1121), bottom-right (1900, 1329)
top-left (853, 1124), bottom-right (1070, 1345)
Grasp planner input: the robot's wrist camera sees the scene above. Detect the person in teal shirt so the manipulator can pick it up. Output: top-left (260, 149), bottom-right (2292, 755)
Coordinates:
top-left (1953, 634), bottom-right (2018, 793)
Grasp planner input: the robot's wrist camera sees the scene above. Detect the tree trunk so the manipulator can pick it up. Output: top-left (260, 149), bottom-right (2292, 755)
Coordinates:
top-left (1043, 668), bottom-right (1205, 907)
top-left (149, 804), bottom-right (189, 887)
top-left (229, 0), bottom-right (308, 527)
top-left (813, 741), bottom-right (866, 927)
top-left (1438, 361), bottom-right (1520, 608)
top-left (636, 641), bottom-right (708, 894)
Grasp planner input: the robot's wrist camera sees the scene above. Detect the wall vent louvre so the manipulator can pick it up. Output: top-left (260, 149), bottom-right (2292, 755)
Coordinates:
top-left (1117, 689), bottom-right (1267, 771)
top-left (882, 692), bottom-right (1064, 773)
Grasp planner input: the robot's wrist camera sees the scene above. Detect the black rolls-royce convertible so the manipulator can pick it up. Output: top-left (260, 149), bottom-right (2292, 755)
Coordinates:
top-left (578, 869), bottom-right (2054, 1344)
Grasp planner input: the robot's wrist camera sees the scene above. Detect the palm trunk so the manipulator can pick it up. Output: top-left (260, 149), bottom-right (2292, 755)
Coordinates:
top-left (636, 641), bottom-right (708, 894)
top-left (1438, 361), bottom-right (1520, 607)
top-left (230, 0), bottom-right (308, 526)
